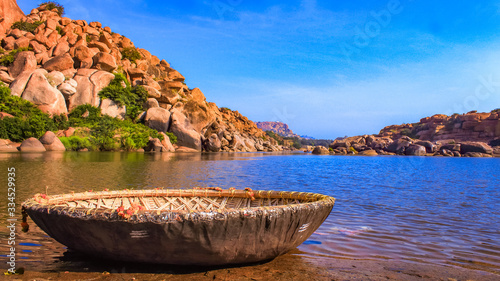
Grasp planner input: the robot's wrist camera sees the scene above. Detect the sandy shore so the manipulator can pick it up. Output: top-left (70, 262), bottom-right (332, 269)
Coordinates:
top-left (3, 253), bottom-right (499, 281)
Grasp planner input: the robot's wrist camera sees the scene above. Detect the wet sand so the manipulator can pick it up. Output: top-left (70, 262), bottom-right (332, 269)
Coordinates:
top-left (3, 253), bottom-right (499, 281)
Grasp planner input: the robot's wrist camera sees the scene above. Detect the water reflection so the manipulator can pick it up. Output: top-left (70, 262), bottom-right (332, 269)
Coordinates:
top-left (0, 152), bottom-right (499, 275)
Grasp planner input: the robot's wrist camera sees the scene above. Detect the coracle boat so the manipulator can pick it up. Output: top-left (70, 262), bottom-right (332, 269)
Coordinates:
top-left (22, 188), bottom-right (335, 266)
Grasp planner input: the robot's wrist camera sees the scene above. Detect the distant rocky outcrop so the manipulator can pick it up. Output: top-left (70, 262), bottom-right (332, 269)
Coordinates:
top-left (0, 2), bottom-right (280, 152)
top-left (256, 121), bottom-right (300, 138)
top-left (328, 135), bottom-right (498, 157)
top-left (379, 110), bottom-right (500, 143)
top-left (325, 110), bottom-right (500, 158)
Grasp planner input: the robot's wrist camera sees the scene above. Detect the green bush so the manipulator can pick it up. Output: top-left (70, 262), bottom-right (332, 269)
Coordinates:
top-left (0, 82), bottom-right (175, 150)
top-left (68, 104), bottom-right (102, 127)
top-left (120, 47), bottom-right (142, 63)
top-left (59, 136), bottom-right (93, 151)
top-left (11, 20), bottom-right (43, 33)
top-left (40, 1), bottom-right (64, 16)
top-left (265, 130), bottom-right (283, 145)
top-left (90, 116), bottom-right (118, 151)
top-left (0, 47), bottom-right (32, 67)
top-left (98, 73), bottom-right (148, 120)
top-left (0, 83), bottom-right (63, 142)
top-left (400, 128), bottom-right (419, 139)
top-left (165, 132), bottom-right (177, 144)
top-left (56, 26), bottom-right (65, 36)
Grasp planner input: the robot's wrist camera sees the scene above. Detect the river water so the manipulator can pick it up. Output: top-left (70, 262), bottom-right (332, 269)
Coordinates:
top-left (0, 152), bottom-right (499, 274)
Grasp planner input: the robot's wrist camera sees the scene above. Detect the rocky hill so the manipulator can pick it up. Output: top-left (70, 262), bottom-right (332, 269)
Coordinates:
top-left (316, 110), bottom-right (500, 157)
top-left (378, 110), bottom-right (500, 142)
top-left (255, 121), bottom-right (299, 138)
top-left (0, 1), bottom-right (280, 152)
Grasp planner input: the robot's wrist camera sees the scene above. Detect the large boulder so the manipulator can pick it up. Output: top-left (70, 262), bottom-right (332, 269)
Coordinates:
top-left (92, 52), bottom-right (117, 72)
top-left (358, 149), bottom-right (378, 156)
top-left (144, 107), bottom-right (171, 132)
top-left (169, 109), bottom-right (201, 151)
top-left (0, 70), bottom-right (14, 83)
top-left (440, 143), bottom-right (461, 152)
top-left (386, 138), bottom-right (412, 155)
top-left (52, 41), bottom-right (70, 57)
top-left (21, 69), bottom-right (68, 115)
top-left (0, 0), bottom-right (25, 35)
top-left (58, 81), bottom-right (77, 97)
top-left (329, 140), bottom-right (350, 150)
top-left (312, 146), bottom-right (330, 155)
top-left (369, 137), bottom-right (392, 150)
top-left (415, 140), bottom-right (436, 153)
top-left (183, 99), bottom-right (216, 133)
top-left (72, 45), bottom-right (94, 68)
top-left (8, 51), bottom-right (36, 78)
top-left (460, 142), bottom-right (493, 154)
top-left (69, 69), bottom-right (113, 110)
top-left (144, 138), bottom-right (165, 153)
top-left (19, 137), bottom-right (46, 152)
top-left (39, 131), bottom-right (66, 151)
top-left (45, 71), bottom-right (65, 87)
top-left (405, 144), bottom-right (427, 156)
top-left (160, 132), bottom-right (175, 152)
top-left (90, 70), bottom-right (115, 95)
top-left (143, 98), bottom-right (159, 109)
top-left (43, 53), bottom-right (74, 72)
top-left (70, 69), bottom-right (98, 110)
top-left (8, 70), bottom-right (33, 96)
top-left (100, 99), bottom-right (126, 120)
top-left (0, 139), bottom-right (19, 152)
top-left (203, 133), bottom-right (221, 152)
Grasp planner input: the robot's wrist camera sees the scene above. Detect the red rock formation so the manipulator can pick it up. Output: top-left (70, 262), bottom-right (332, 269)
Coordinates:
top-left (0, 0), bottom-right (25, 37)
top-left (0, 1), bottom-right (278, 152)
top-left (378, 110), bottom-right (500, 143)
top-left (255, 121), bottom-right (299, 138)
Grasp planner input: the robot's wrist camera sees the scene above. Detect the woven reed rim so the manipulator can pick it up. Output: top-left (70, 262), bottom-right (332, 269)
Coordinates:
top-left (22, 188), bottom-right (335, 221)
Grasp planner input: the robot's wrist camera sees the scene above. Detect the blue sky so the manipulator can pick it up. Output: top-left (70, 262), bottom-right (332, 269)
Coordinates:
top-left (19, 0), bottom-right (500, 139)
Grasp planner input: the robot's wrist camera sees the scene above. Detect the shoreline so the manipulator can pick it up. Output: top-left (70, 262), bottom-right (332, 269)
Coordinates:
top-left (4, 255), bottom-right (499, 281)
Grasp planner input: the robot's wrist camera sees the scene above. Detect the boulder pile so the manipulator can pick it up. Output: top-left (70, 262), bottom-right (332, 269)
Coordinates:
top-left (0, 2), bottom-right (280, 152)
top-left (327, 134), bottom-right (499, 157)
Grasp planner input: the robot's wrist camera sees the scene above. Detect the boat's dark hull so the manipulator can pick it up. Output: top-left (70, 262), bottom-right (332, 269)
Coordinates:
top-left (24, 195), bottom-right (334, 265)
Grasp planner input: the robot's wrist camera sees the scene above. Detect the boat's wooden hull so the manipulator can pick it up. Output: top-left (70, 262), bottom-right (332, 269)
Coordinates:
top-left (23, 189), bottom-right (334, 265)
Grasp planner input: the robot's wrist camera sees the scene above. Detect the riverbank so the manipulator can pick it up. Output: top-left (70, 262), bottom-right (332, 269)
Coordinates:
top-left (2, 153), bottom-right (499, 280)
top-left (4, 254), bottom-right (500, 281)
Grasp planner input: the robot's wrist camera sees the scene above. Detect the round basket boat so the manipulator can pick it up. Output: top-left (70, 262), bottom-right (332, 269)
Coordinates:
top-left (22, 188), bottom-right (335, 266)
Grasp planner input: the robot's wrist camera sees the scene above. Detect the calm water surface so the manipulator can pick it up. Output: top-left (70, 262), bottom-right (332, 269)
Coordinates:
top-left (0, 152), bottom-right (499, 274)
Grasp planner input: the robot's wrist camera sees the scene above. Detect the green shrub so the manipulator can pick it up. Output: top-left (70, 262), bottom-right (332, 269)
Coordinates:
top-left (0, 82), bottom-right (175, 150)
top-left (400, 128), bottom-right (419, 139)
top-left (0, 83), bottom-right (63, 141)
top-left (165, 132), bottom-right (177, 144)
top-left (90, 116), bottom-right (118, 151)
top-left (11, 20), bottom-right (43, 33)
top-left (0, 47), bottom-right (32, 67)
top-left (59, 136), bottom-right (93, 151)
top-left (68, 104), bottom-right (102, 127)
top-left (40, 1), bottom-right (64, 16)
top-left (56, 26), bottom-right (64, 36)
top-left (86, 35), bottom-right (91, 43)
top-left (98, 73), bottom-right (148, 120)
top-left (121, 47), bottom-right (142, 63)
